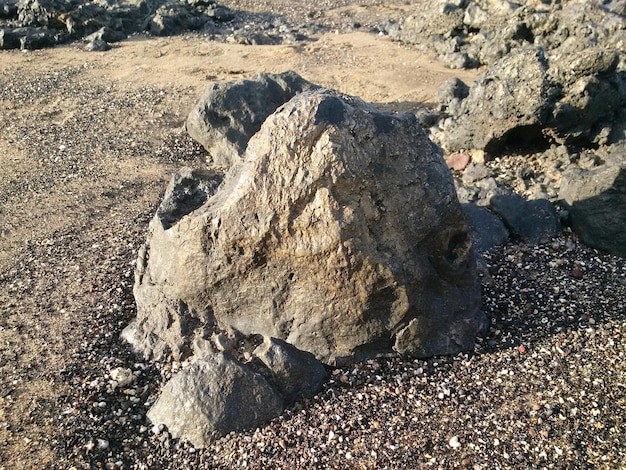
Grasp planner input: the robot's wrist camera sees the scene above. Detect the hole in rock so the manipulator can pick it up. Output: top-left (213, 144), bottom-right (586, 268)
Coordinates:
top-left (484, 124), bottom-right (551, 158)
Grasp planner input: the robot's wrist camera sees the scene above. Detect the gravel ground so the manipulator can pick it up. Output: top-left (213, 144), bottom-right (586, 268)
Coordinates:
top-left (1, 3), bottom-right (625, 469)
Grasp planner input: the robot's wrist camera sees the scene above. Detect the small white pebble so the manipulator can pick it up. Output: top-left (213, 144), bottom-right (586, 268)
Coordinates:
top-left (449, 436), bottom-right (461, 448)
top-left (152, 423), bottom-right (165, 435)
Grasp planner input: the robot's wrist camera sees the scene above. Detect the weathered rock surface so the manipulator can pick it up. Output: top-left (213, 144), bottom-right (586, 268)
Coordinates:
top-left (147, 352), bottom-right (284, 447)
top-left (185, 71), bottom-right (319, 167)
top-left (440, 46), bottom-right (551, 154)
top-left (124, 88), bottom-right (486, 367)
top-left (559, 146), bottom-right (626, 258)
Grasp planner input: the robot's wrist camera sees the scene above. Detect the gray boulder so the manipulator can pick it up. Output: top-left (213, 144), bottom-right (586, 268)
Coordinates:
top-left (147, 352), bottom-right (284, 447)
top-left (547, 48), bottom-right (626, 146)
top-left (559, 147), bottom-right (626, 258)
top-left (461, 203), bottom-right (509, 253)
top-left (124, 88), bottom-right (486, 367)
top-left (489, 189), bottom-right (560, 244)
top-left (185, 71), bottom-right (319, 167)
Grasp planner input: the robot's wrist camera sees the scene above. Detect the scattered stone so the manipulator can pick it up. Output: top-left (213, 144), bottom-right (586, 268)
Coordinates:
top-left (445, 152), bottom-right (470, 171)
top-left (449, 435), bottom-right (461, 448)
top-left (85, 38), bottom-right (109, 52)
top-left (109, 367), bottom-right (134, 387)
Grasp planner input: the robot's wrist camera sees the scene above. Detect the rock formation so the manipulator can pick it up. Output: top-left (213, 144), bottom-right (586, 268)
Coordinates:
top-left (123, 87), bottom-right (487, 369)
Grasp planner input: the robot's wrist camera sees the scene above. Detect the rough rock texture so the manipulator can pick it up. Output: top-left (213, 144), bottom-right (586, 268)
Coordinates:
top-left (388, 0), bottom-right (626, 69)
top-left (440, 46), bottom-right (551, 154)
top-left (546, 48), bottom-right (626, 146)
top-left (147, 352), bottom-right (284, 447)
top-left (124, 89), bottom-right (486, 367)
top-left (389, 0), bottom-right (626, 155)
top-left (0, 0), bottom-right (235, 50)
top-left (559, 147), bottom-right (626, 258)
top-left (185, 71), bottom-right (319, 167)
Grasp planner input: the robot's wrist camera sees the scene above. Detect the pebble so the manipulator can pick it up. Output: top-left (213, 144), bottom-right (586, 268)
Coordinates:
top-left (449, 436), bottom-right (461, 448)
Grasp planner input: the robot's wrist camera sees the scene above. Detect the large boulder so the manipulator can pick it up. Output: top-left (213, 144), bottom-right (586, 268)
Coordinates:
top-left (123, 88), bottom-right (486, 367)
top-left (559, 146), bottom-right (626, 258)
top-left (185, 71), bottom-right (319, 167)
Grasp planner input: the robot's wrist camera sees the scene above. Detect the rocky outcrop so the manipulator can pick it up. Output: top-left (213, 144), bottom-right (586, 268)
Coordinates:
top-left (387, 0), bottom-right (626, 70)
top-left (387, 1), bottom-right (626, 155)
top-left (435, 46), bottom-right (626, 154)
top-left (559, 145), bottom-right (626, 258)
top-left (0, 0), bottom-right (236, 50)
top-left (186, 71), bottom-right (319, 167)
top-left (124, 87), bottom-right (486, 367)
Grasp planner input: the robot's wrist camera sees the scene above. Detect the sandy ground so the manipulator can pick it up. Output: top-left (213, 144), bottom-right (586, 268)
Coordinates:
top-left (0, 31), bottom-right (480, 468)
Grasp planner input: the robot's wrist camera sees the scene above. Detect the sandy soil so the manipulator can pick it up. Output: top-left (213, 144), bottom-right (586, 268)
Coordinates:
top-left (0, 29), bottom-right (479, 468)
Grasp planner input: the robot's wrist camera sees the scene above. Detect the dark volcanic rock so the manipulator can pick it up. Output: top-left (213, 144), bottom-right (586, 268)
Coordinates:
top-left (0, 0), bottom-right (236, 49)
top-left (461, 203), bottom-right (509, 253)
top-left (559, 146), bottom-right (626, 258)
top-left (440, 47), bottom-right (551, 154)
top-left (489, 189), bottom-right (561, 244)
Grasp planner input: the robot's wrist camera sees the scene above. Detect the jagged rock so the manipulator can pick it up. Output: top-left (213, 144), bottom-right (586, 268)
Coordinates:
top-left (437, 77), bottom-right (469, 108)
top-left (547, 49), bottom-right (626, 146)
top-left (85, 26), bottom-right (126, 43)
top-left (0, 0), bottom-right (235, 49)
top-left (461, 203), bottom-right (509, 253)
top-left (147, 352), bottom-right (284, 447)
top-left (440, 47), bottom-right (551, 154)
top-left (185, 71), bottom-right (319, 167)
top-left (489, 189), bottom-right (560, 244)
top-left (559, 146), bottom-right (626, 258)
top-left (124, 88), bottom-right (486, 367)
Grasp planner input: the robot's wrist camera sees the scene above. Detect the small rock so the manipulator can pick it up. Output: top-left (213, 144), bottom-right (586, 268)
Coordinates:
top-left (85, 39), bottom-right (110, 52)
top-left (445, 152), bottom-right (471, 171)
top-left (571, 265), bottom-right (584, 279)
top-left (109, 367), bottom-right (134, 387)
top-left (449, 435), bottom-right (462, 448)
